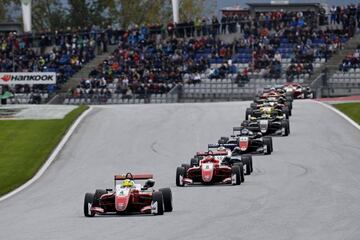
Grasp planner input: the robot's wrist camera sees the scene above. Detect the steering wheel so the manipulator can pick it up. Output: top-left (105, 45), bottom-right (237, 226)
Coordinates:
top-left (125, 172), bottom-right (134, 180)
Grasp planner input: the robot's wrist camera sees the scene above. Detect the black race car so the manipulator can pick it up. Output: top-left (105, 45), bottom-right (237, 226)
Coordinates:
top-left (241, 115), bottom-right (290, 136)
top-left (216, 127), bottom-right (273, 155)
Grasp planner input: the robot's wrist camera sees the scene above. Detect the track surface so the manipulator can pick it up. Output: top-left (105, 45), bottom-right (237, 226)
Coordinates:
top-left (1, 101), bottom-right (360, 240)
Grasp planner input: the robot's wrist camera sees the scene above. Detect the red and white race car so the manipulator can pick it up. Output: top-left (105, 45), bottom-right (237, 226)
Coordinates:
top-left (84, 173), bottom-right (172, 217)
top-left (282, 83), bottom-right (314, 99)
top-left (176, 151), bottom-right (246, 186)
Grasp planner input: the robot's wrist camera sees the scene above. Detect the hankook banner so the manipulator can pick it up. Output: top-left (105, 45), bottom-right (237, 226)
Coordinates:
top-left (0, 72), bottom-right (56, 85)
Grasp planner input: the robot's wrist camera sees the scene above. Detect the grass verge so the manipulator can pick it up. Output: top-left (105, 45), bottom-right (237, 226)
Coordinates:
top-left (333, 102), bottom-right (360, 125)
top-left (0, 105), bottom-right (88, 196)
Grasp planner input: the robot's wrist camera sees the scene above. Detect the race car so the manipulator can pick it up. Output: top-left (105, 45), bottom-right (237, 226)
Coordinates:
top-left (188, 147), bottom-right (253, 176)
top-left (245, 104), bottom-right (290, 120)
top-left (83, 173), bottom-right (172, 217)
top-left (217, 127), bottom-right (273, 155)
top-left (241, 115), bottom-right (290, 136)
top-left (281, 83), bottom-right (314, 99)
top-left (249, 100), bottom-right (292, 116)
top-left (176, 151), bottom-right (244, 186)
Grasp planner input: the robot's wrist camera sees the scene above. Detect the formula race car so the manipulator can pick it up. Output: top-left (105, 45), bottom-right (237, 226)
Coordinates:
top-left (245, 104), bottom-right (290, 120)
top-left (176, 151), bottom-right (245, 186)
top-left (250, 99), bottom-right (292, 116)
top-left (241, 115), bottom-right (290, 136)
top-left (282, 83), bottom-right (314, 99)
top-left (188, 148), bottom-right (253, 176)
top-left (84, 173), bottom-right (172, 217)
top-left (217, 127), bottom-right (273, 154)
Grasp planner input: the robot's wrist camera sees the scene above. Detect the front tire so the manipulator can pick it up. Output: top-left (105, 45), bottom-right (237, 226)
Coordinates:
top-left (84, 193), bottom-right (95, 217)
top-left (241, 155), bottom-right (253, 175)
top-left (263, 137), bottom-right (272, 155)
top-left (176, 167), bottom-right (186, 187)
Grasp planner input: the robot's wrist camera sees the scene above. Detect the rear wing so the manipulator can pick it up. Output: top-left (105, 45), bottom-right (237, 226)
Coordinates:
top-left (196, 149), bottom-right (228, 156)
top-left (208, 143), bottom-right (237, 149)
top-left (233, 127), bottom-right (242, 132)
top-left (114, 174), bottom-right (153, 180)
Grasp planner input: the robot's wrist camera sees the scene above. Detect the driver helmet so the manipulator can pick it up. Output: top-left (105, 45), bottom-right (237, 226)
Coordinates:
top-left (217, 146), bottom-right (226, 151)
top-left (241, 128), bottom-right (249, 135)
top-left (121, 179), bottom-right (135, 188)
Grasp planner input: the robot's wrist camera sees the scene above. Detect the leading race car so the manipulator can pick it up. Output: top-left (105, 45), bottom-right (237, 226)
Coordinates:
top-left (84, 173), bottom-right (172, 217)
top-left (281, 83), bottom-right (314, 99)
top-left (176, 151), bottom-right (245, 187)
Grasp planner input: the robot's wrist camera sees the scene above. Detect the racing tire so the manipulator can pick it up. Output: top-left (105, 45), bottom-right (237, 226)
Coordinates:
top-left (218, 137), bottom-right (229, 144)
top-left (159, 188), bottom-right (173, 212)
top-left (151, 191), bottom-right (164, 215)
top-left (181, 164), bottom-right (190, 177)
top-left (231, 165), bottom-right (241, 185)
top-left (241, 154), bottom-right (253, 175)
top-left (93, 189), bottom-right (107, 207)
top-left (283, 107), bottom-right (290, 119)
top-left (234, 162), bottom-right (245, 182)
top-left (190, 158), bottom-right (199, 167)
top-left (263, 136), bottom-right (273, 153)
top-left (245, 108), bottom-right (253, 120)
top-left (250, 103), bottom-right (257, 109)
top-left (84, 193), bottom-right (95, 217)
top-left (281, 120), bottom-right (290, 136)
top-left (263, 137), bottom-right (272, 155)
top-left (176, 167), bottom-right (186, 187)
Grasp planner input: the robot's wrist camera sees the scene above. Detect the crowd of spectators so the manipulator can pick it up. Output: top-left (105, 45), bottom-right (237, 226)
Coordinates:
top-left (0, 28), bottom-right (108, 98)
top-left (339, 44), bottom-right (360, 72)
top-left (1, 3), bottom-right (360, 102)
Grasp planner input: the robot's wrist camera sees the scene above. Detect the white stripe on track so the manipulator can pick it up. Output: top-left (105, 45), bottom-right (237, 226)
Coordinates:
top-left (314, 100), bottom-right (360, 131)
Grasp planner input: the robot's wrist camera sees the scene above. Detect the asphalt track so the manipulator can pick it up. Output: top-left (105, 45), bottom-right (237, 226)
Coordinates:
top-left (1, 100), bottom-right (360, 240)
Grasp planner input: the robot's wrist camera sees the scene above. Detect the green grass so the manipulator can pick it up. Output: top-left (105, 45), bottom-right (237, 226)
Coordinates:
top-left (0, 105), bottom-right (88, 196)
top-left (334, 102), bottom-right (360, 125)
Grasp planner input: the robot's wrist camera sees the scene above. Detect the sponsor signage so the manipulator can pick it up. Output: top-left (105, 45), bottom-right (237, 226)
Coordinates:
top-left (271, 0), bottom-right (289, 4)
top-left (0, 72), bottom-right (56, 85)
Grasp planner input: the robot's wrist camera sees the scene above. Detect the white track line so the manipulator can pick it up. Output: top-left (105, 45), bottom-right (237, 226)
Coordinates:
top-left (314, 100), bottom-right (360, 131)
top-left (0, 106), bottom-right (92, 203)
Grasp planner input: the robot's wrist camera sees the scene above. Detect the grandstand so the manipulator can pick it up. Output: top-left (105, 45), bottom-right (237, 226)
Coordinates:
top-left (1, 1), bottom-right (360, 105)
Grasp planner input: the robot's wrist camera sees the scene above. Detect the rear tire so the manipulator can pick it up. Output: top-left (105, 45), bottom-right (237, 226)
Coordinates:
top-left (93, 189), bottom-right (106, 207)
top-left (218, 137), bottom-right (229, 144)
top-left (250, 103), bottom-right (257, 109)
top-left (84, 193), bottom-right (95, 217)
top-left (181, 164), bottom-right (190, 177)
top-left (190, 158), bottom-right (199, 167)
top-left (151, 191), bottom-right (164, 215)
top-left (245, 108), bottom-right (253, 120)
top-left (159, 188), bottom-right (173, 212)
top-left (176, 167), bottom-right (186, 187)
top-left (231, 165), bottom-right (241, 185)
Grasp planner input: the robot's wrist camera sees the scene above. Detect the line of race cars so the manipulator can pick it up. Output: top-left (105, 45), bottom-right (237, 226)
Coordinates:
top-left (83, 83), bottom-right (311, 217)
top-left (174, 83), bottom-right (308, 186)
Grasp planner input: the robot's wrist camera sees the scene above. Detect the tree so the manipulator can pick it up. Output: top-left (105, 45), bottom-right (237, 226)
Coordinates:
top-left (67, 0), bottom-right (92, 28)
top-left (31, 0), bottom-right (68, 31)
top-left (0, 0), bottom-right (12, 22)
top-left (179, 0), bottom-right (205, 22)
